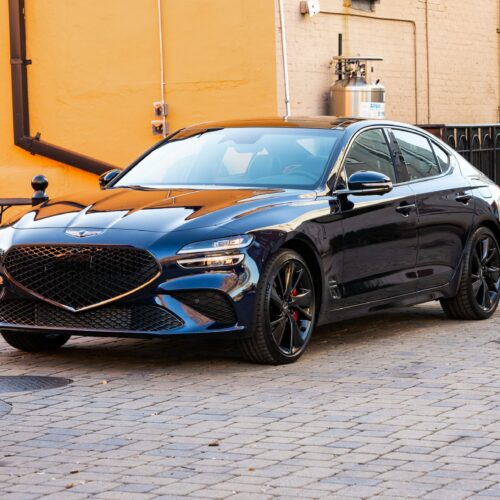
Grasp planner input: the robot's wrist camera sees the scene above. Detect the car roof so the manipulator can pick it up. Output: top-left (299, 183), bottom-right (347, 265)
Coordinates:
top-left (177, 116), bottom-right (428, 134)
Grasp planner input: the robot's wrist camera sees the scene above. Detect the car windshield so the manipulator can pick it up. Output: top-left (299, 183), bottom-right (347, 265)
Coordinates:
top-left (114, 127), bottom-right (341, 189)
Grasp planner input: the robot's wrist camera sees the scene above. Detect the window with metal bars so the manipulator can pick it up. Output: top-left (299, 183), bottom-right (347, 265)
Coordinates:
top-left (347, 0), bottom-right (379, 12)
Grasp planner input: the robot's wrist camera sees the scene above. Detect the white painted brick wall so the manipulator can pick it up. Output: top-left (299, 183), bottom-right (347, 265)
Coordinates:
top-left (275, 0), bottom-right (500, 124)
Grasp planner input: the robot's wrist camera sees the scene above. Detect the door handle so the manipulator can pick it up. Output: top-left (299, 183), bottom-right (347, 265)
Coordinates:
top-left (395, 203), bottom-right (416, 216)
top-left (455, 193), bottom-right (472, 205)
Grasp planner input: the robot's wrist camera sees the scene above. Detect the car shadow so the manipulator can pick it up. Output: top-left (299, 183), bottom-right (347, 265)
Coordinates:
top-left (23, 302), bottom-right (450, 372)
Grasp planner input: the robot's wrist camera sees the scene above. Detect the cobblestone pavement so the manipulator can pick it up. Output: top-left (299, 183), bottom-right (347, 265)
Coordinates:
top-left (0, 302), bottom-right (499, 500)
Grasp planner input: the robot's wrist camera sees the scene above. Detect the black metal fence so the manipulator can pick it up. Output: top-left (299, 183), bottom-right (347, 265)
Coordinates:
top-left (420, 124), bottom-right (500, 183)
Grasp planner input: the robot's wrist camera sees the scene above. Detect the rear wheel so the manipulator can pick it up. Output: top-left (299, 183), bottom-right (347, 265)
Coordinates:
top-left (238, 249), bottom-right (316, 364)
top-left (1, 331), bottom-right (71, 352)
top-left (441, 226), bottom-right (500, 320)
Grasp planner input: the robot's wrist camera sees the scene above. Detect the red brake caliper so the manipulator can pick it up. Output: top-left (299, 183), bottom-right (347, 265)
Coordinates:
top-left (291, 288), bottom-right (299, 322)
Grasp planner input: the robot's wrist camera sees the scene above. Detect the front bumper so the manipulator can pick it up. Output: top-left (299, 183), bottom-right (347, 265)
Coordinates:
top-left (0, 295), bottom-right (247, 338)
top-left (0, 228), bottom-right (270, 339)
top-left (0, 251), bottom-right (260, 336)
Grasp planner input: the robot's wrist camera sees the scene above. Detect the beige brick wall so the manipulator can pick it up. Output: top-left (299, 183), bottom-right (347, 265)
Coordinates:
top-left (275, 0), bottom-right (500, 124)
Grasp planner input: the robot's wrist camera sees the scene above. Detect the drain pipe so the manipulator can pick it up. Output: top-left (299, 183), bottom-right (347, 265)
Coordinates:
top-left (8, 0), bottom-right (117, 175)
top-left (278, 0), bottom-right (291, 117)
top-left (497, 0), bottom-right (500, 121)
top-left (157, 0), bottom-right (167, 138)
top-left (424, 0), bottom-right (431, 123)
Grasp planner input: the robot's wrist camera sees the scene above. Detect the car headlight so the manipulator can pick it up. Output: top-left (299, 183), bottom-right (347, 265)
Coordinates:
top-left (176, 235), bottom-right (252, 269)
top-left (177, 254), bottom-right (244, 269)
top-left (177, 235), bottom-right (253, 255)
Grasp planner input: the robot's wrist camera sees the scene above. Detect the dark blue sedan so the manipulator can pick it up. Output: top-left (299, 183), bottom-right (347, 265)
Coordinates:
top-left (0, 117), bottom-right (499, 364)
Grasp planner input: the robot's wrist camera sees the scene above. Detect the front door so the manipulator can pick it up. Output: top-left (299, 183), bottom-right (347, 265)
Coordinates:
top-left (334, 128), bottom-right (418, 308)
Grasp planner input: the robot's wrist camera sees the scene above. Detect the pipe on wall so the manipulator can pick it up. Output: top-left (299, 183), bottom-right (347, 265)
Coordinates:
top-left (157, 0), bottom-right (167, 138)
top-left (8, 0), bottom-right (118, 175)
top-left (278, 0), bottom-right (291, 117)
top-left (497, 0), bottom-right (500, 122)
top-left (317, 8), bottom-right (420, 123)
top-left (424, 0), bottom-right (431, 123)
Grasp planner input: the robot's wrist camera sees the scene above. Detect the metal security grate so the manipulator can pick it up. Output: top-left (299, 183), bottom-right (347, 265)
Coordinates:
top-left (0, 376), bottom-right (71, 393)
top-left (420, 124), bottom-right (500, 184)
top-left (0, 300), bottom-right (183, 332)
top-left (172, 290), bottom-right (237, 325)
top-left (3, 245), bottom-right (161, 311)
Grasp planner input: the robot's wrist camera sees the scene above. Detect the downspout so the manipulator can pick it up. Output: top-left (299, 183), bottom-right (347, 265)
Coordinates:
top-left (278, 0), bottom-right (292, 117)
top-left (498, 0), bottom-right (500, 121)
top-left (157, 0), bottom-right (167, 138)
top-left (317, 8), bottom-right (419, 123)
top-left (425, 0), bottom-right (431, 123)
top-left (8, 0), bottom-right (117, 175)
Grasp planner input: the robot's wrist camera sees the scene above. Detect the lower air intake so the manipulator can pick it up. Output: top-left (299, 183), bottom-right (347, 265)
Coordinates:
top-left (172, 290), bottom-right (237, 325)
top-left (0, 300), bottom-right (182, 332)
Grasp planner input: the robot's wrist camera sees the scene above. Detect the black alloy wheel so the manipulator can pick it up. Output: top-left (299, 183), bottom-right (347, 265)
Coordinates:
top-left (470, 234), bottom-right (500, 312)
top-left (441, 226), bottom-right (500, 320)
top-left (238, 249), bottom-right (316, 364)
top-left (268, 259), bottom-right (315, 356)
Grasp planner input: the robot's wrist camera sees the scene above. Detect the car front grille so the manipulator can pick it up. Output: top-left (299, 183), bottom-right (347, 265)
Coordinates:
top-left (3, 245), bottom-right (161, 311)
top-left (172, 290), bottom-right (237, 325)
top-left (0, 299), bottom-right (183, 332)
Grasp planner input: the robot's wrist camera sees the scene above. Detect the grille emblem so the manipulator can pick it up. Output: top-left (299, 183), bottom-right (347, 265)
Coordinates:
top-left (66, 229), bottom-right (104, 238)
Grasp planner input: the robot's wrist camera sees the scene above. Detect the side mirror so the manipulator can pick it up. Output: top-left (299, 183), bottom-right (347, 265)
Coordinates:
top-left (31, 174), bottom-right (49, 206)
top-left (347, 170), bottom-right (393, 195)
top-left (98, 169), bottom-right (121, 189)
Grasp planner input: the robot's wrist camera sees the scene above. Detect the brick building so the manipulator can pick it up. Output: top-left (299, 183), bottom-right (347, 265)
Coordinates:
top-left (276, 0), bottom-right (500, 124)
top-left (0, 0), bottom-right (498, 202)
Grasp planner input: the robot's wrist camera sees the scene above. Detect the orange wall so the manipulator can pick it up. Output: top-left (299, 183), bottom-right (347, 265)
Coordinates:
top-left (0, 0), bottom-right (277, 201)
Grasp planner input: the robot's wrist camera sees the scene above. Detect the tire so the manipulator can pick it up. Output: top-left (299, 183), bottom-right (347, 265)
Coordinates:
top-left (1, 331), bottom-right (71, 352)
top-left (441, 226), bottom-right (500, 320)
top-left (238, 249), bottom-right (316, 364)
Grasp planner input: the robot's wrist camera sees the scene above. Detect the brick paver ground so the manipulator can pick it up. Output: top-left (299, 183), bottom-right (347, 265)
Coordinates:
top-left (0, 302), bottom-right (499, 499)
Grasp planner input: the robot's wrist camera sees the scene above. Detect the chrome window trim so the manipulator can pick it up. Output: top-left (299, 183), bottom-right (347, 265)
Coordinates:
top-left (324, 123), bottom-right (459, 193)
top-left (388, 126), bottom-right (456, 186)
top-left (331, 125), bottom-right (399, 190)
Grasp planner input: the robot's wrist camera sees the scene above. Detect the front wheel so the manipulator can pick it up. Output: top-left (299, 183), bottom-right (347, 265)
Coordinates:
top-left (441, 226), bottom-right (500, 320)
top-left (238, 249), bottom-right (316, 364)
top-left (1, 331), bottom-right (71, 352)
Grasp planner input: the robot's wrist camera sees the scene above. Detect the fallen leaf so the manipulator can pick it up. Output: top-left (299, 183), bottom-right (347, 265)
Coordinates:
top-left (208, 441), bottom-right (219, 447)
top-left (65, 483), bottom-right (75, 489)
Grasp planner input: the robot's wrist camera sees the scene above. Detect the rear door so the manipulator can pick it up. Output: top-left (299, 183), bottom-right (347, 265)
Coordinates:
top-left (391, 128), bottom-right (474, 290)
top-left (334, 127), bottom-right (418, 307)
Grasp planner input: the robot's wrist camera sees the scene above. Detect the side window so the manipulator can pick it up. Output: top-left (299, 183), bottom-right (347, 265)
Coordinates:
top-left (392, 129), bottom-right (440, 180)
top-left (432, 142), bottom-right (450, 172)
top-left (344, 129), bottom-right (396, 182)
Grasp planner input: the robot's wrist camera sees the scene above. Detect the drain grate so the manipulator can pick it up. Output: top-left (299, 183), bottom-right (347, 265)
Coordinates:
top-left (0, 400), bottom-right (11, 417)
top-left (0, 376), bottom-right (72, 393)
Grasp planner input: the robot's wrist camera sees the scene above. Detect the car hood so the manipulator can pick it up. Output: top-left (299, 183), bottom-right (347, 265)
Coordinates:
top-left (8, 186), bottom-right (315, 233)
